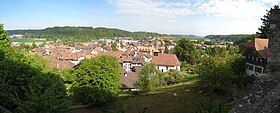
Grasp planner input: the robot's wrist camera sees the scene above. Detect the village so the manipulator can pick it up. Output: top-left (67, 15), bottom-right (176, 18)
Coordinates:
top-left (11, 37), bottom-right (230, 91)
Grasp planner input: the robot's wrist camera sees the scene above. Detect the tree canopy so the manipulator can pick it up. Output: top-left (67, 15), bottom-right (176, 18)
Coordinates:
top-left (137, 63), bottom-right (163, 92)
top-left (0, 24), bottom-right (9, 47)
top-left (174, 39), bottom-right (196, 64)
top-left (71, 55), bottom-right (121, 105)
top-left (257, 5), bottom-right (280, 38)
top-left (7, 27), bottom-right (167, 42)
top-left (0, 24), bottom-right (69, 113)
top-left (0, 47), bottom-right (69, 113)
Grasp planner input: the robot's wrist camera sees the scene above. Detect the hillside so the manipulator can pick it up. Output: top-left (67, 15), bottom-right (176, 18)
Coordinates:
top-left (70, 80), bottom-right (235, 113)
top-left (7, 27), bottom-right (167, 40)
top-left (204, 34), bottom-right (252, 42)
top-left (169, 34), bottom-right (202, 39)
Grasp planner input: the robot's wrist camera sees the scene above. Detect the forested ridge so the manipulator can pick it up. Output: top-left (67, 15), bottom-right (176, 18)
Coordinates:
top-left (7, 27), bottom-right (167, 39)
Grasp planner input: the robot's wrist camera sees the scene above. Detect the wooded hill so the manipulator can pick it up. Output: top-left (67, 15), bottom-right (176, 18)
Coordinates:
top-left (204, 34), bottom-right (253, 42)
top-left (7, 27), bottom-right (167, 40)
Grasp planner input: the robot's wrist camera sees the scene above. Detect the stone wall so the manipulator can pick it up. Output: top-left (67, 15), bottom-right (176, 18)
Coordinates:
top-left (267, 8), bottom-right (280, 74)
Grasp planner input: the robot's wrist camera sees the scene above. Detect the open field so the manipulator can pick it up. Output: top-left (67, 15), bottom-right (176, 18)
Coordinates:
top-left (10, 38), bottom-right (54, 45)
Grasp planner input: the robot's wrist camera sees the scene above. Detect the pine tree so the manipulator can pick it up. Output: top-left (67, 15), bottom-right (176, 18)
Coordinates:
top-left (257, 5), bottom-right (280, 38)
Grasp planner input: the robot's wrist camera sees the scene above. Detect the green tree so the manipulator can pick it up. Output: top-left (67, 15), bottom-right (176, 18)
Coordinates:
top-left (39, 41), bottom-right (46, 47)
top-left (0, 24), bottom-right (9, 47)
top-left (31, 42), bottom-right (37, 49)
top-left (111, 42), bottom-right (117, 51)
top-left (71, 56), bottom-right (121, 105)
top-left (101, 42), bottom-right (106, 47)
top-left (120, 43), bottom-right (124, 48)
top-left (0, 47), bottom-right (69, 113)
top-left (257, 5), bottom-right (280, 38)
top-left (137, 63), bottom-right (163, 93)
top-left (195, 56), bottom-right (234, 92)
top-left (174, 39), bottom-right (196, 64)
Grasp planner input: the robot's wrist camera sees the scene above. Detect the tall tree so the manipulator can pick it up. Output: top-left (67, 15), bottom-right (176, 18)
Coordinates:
top-left (174, 39), bottom-right (196, 64)
top-left (71, 56), bottom-right (121, 105)
top-left (257, 5), bottom-right (280, 38)
top-left (137, 63), bottom-right (163, 93)
top-left (0, 24), bottom-right (9, 47)
top-left (111, 42), bottom-right (117, 51)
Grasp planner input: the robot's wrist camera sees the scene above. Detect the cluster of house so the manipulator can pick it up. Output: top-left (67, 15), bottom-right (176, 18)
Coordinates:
top-left (29, 38), bottom-right (181, 90)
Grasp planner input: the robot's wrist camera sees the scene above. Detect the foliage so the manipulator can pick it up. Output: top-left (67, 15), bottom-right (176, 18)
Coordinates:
top-left (0, 24), bottom-right (9, 47)
top-left (195, 56), bottom-right (234, 92)
top-left (164, 70), bottom-right (184, 85)
top-left (71, 56), bottom-right (121, 105)
top-left (257, 5), bottom-right (280, 38)
top-left (205, 34), bottom-right (251, 42)
top-left (137, 63), bottom-right (163, 93)
top-left (31, 42), bottom-right (37, 49)
top-left (174, 39), bottom-right (196, 64)
top-left (0, 47), bottom-right (69, 113)
top-left (7, 27), bottom-right (167, 43)
top-left (111, 42), bottom-right (117, 51)
top-left (39, 41), bottom-right (46, 47)
top-left (195, 51), bottom-right (256, 97)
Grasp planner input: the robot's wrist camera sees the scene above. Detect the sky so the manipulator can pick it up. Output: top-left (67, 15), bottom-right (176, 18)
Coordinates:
top-left (0, 0), bottom-right (280, 36)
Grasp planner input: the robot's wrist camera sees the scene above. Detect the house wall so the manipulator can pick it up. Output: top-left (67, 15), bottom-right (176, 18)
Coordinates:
top-left (246, 63), bottom-right (265, 76)
top-left (131, 63), bottom-right (142, 67)
top-left (157, 65), bottom-right (180, 72)
top-left (123, 62), bottom-right (131, 72)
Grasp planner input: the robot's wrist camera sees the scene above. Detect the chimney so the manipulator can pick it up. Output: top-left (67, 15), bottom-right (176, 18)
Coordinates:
top-left (267, 7), bottom-right (280, 74)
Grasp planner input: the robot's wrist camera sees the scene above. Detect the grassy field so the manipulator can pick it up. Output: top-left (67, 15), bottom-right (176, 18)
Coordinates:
top-left (10, 38), bottom-right (54, 46)
top-left (70, 80), bottom-right (236, 113)
top-left (10, 38), bottom-right (47, 42)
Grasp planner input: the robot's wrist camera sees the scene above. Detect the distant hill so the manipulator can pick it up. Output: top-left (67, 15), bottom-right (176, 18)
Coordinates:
top-left (204, 34), bottom-right (252, 42)
top-left (204, 34), bottom-right (259, 48)
top-left (169, 34), bottom-right (202, 39)
top-left (7, 27), bottom-right (168, 40)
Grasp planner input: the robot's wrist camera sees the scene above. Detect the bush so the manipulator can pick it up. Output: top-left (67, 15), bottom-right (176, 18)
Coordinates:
top-left (164, 70), bottom-right (184, 85)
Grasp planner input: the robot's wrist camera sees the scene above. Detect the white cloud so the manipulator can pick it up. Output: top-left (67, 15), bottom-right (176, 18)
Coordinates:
top-left (109, 0), bottom-right (194, 17)
top-left (198, 0), bottom-right (271, 19)
top-left (108, 0), bottom-right (280, 35)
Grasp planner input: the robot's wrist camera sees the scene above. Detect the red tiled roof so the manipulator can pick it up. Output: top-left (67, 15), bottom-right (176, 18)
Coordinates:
top-left (246, 38), bottom-right (268, 59)
top-left (152, 53), bottom-right (181, 66)
top-left (97, 51), bottom-right (123, 58)
top-left (132, 58), bottom-right (145, 64)
top-left (134, 66), bottom-right (143, 73)
top-left (48, 58), bottom-right (75, 70)
top-left (32, 47), bottom-right (46, 53)
top-left (120, 72), bottom-right (138, 89)
top-left (121, 55), bottom-right (133, 62)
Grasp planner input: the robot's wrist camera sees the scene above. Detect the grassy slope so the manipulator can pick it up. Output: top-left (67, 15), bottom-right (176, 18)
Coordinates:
top-left (102, 80), bottom-right (235, 113)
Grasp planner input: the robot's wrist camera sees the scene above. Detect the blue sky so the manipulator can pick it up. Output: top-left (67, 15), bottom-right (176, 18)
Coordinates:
top-left (0, 0), bottom-right (279, 36)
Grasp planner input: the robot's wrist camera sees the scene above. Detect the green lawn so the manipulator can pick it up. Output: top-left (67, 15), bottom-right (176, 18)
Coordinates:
top-left (10, 38), bottom-right (45, 42)
top-left (184, 74), bottom-right (198, 80)
top-left (100, 80), bottom-right (235, 113)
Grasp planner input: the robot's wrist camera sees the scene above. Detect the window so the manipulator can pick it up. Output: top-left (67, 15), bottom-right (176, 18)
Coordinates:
top-left (249, 65), bottom-right (254, 71)
top-left (255, 67), bottom-right (263, 74)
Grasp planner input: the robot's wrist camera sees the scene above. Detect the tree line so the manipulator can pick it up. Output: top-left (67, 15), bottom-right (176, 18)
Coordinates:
top-left (7, 27), bottom-right (167, 40)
